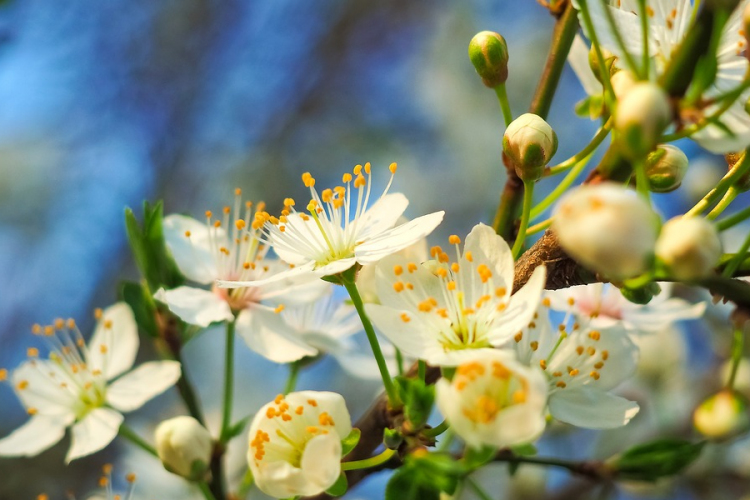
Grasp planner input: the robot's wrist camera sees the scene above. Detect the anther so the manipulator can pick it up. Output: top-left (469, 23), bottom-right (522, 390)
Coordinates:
top-left (449, 235), bottom-right (461, 245)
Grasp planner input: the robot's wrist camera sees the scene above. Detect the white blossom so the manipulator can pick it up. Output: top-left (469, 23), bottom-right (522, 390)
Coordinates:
top-left (365, 223), bottom-right (546, 366)
top-left (218, 163), bottom-right (444, 287)
top-left (159, 189), bottom-right (329, 364)
top-left (248, 391), bottom-right (352, 498)
top-left (545, 282), bottom-right (705, 334)
top-left (508, 306), bottom-right (640, 429)
top-left (553, 183), bottom-right (660, 278)
top-left (0, 303), bottom-right (181, 462)
top-left (435, 349), bottom-right (548, 449)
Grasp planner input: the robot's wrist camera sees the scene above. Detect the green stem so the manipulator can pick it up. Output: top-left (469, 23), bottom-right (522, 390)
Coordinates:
top-left (723, 229), bottom-right (750, 278)
top-left (512, 181), bottom-right (535, 259)
top-left (527, 218), bottom-right (553, 235)
top-left (284, 361), bottom-right (301, 395)
top-left (529, 3), bottom-right (580, 119)
top-left (395, 348), bottom-right (405, 377)
top-left (727, 328), bottom-right (745, 389)
top-left (545, 120), bottom-right (611, 176)
top-left (219, 319), bottom-right (236, 443)
top-left (197, 481), bottom-right (217, 500)
top-left (342, 279), bottom-right (401, 407)
top-left (597, 0), bottom-right (641, 77)
top-left (717, 204), bottom-right (750, 231)
top-left (686, 153), bottom-right (750, 217)
top-left (418, 360), bottom-right (426, 382)
top-left (423, 420), bottom-right (450, 438)
top-left (495, 84), bottom-right (513, 127)
top-left (634, 158), bottom-right (652, 203)
top-left (637, 0), bottom-right (650, 79)
top-left (465, 477), bottom-right (494, 500)
top-left (577, 0), bottom-right (616, 104)
top-left (341, 448), bottom-right (397, 471)
top-left (118, 424), bottom-right (158, 457)
top-left (707, 186), bottom-right (739, 220)
top-left (531, 156), bottom-right (591, 219)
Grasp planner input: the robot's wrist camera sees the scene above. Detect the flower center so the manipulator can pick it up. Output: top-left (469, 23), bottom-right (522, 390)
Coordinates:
top-left (455, 361), bottom-right (528, 424)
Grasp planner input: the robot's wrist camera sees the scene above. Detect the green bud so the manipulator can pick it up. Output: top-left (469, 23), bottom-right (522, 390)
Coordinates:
top-left (645, 144), bottom-right (689, 192)
top-left (503, 113), bottom-right (558, 181)
top-left (468, 31), bottom-right (509, 88)
top-left (383, 427), bottom-right (404, 449)
top-left (588, 46), bottom-right (618, 84)
top-left (694, 390), bottom-right (750, 440)
top-left (615, 82), bottom-right (672, 159)
top-left (620, 282), bottom-right (662, 305)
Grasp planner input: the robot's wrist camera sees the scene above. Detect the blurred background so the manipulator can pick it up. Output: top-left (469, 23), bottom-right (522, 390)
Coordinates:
top-left (0, 0), bottom-right (746, 499)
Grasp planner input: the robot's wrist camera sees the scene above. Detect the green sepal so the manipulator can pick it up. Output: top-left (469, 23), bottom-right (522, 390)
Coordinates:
top-left (385, 452), bottom-right (465, 500)
top-left (227, 415), bottom-right (253, 441)
top-left (383, 428), bottom-right (404, 449)
top-left (341, 428), bottom-right (361, 457)
top-left (119, 281), bottom-right (158, 338)
top-left (394, 376), bottom-right (435, 429)
top-left (611, 439), bottom-right (705, 482)
top-left (463, 445), bottom-right (496, 468)
top-left (124, 201), bottom-right (184, 291)
top-left (326, 472), bottom-right (348, 497)
top-left (620, 282), bottom-right (661, 305)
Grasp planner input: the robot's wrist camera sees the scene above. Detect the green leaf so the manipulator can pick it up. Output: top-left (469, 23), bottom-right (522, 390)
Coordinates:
top-left (463, 445), bottom-right (496, 468)
top-left (341, 428), bottom-right (361, 457)
top-left (326, 473), bottom-right (348, 497)
top-left (394, 376), bottom-right (435, 428)
top-left (119, 281), bottom-right (158, 338)
top-left (612, 439), bottom-right (705, 482)
top-left (385, 466), bottom-right (440, 500)
top-left (510, 443), bottom-right (537, 457)
top-left (227, 415), bottom-right (253, 440)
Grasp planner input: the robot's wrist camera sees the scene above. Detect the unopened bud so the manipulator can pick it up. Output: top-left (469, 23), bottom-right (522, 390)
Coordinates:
top-left (645, 144), bottom-right (689, 192)
top-left (615, 82), bottom-right (672, 159)
top-left (620, 282), bottom-right (661, 305)
top-left (155, 416), bottom-right (212, 481)
top-left (468, 31), bottom-right (509, 88)
top-left (655, 217), bottom-right (722, 281)
top-left (694, 390), bottom-right (750, 439)
top-left (553, 183), bottom-right (660, 278)
top-left (503, 113), bottom-right (558, 181)
top-left (589, 46), bottom-right (618, 84)
top-left (610, 70), bottom-right (638, 100)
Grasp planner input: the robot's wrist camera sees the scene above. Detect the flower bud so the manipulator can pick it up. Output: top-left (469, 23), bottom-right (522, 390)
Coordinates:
top-left (694, 390), bottom-right (750, 439)
top-left (645, 144), bottom-right (689, 192)
top-left (620, 281), bottom-right (661, 305)
top-left (610, 70), bottom-right (637, 100)
top-left (552, 183), bottom-right (660, 278)
top-left (655, 217), bottom-right (722, 281)
top-left (615, 82), bottom-right (672, 159)
top-left (503, 113), bottom-right (558, 181)
top-left (155, 416), bottom-right (212, 481)
top-left (468, 31), bottom-right (509, 88)
top-left (588, 46), bottom-right (617, 84)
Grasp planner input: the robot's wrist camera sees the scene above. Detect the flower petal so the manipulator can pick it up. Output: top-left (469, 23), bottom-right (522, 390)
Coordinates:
top-left (356, 193), bottom-right (409, 241)
top-left (106, 361), bottom-right (181, 412)
top-left (163, 214), bottom-right (218, 284)
top-left (66, 408), bottom-right (124, 462)
top-left (365, 303), bottom-right (446, 363)
top-left (0, 415), bottom-right (72, 457)
top-left (11, 360), bottom-right (79, 416)
top-left (568, 35), bottom-right (602, 96)
top-left (355, 211), bottom-right (444, 265)
top-left (463, 223), bottom-right (515, 291)
top-left (549, 387), bottom-right (639, 429)
top-left (154, 286), bottom-right (234, 327)
top-left (87, 302), bottom-right (139, 381)
top-left (218, 261), bottom-right (318, 289)
top-left (486, 266), bottom-right (546, 346)
top-left (301, 433), bottom-right (343, 494)
top-left (235, 309), bottom-right (318, 363)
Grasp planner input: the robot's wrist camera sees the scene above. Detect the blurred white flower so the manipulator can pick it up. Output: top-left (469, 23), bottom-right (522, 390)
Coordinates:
top-left (570, 0), bottom-right (750, 153)
top-left (159, 189), bottom-right (329, 364)
top-left (509, 306), bottom-right (640, 429)
top-left (435, 349), bottom-right (548, 449)
top-left (545, 282), bottom-right (705, 334)
top-left (365, 223), bottom-right (546, 366)
top-left (0, 303), bottom-right (181, 463)
top-left (218, 163), bottom-right (444, 286)
top-left (155, 416), bottom-right (212, 481)
top-left (248, 391), bottom-right (352, 498)
top-left (655, 216), bottom-right (723, 280)
top-left (553, 183), bottom-right (660, 278)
